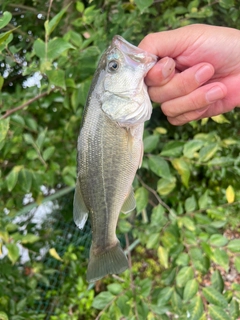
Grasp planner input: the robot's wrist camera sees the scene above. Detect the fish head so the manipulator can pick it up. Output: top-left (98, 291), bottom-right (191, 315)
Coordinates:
top-left (100, 36), bottom-right (158, 126)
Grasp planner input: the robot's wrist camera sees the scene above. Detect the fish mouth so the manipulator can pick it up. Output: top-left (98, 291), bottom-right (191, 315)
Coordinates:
top-left (111, 35), bottom-right (158, 67)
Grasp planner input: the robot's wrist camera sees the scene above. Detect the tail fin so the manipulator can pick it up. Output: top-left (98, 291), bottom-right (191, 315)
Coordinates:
top-left (86, 242), bottom-right (129, 283)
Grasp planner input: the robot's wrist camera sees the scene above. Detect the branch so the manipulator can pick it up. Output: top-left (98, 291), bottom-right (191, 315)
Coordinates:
top-left (125, 233), bottom-right (139, 320)
top-left (0, 91), bottom-right (51, 120)
top-left (136, 174), bottom-right (171, 213)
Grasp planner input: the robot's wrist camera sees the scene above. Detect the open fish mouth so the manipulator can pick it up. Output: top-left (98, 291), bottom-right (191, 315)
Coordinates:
top-left (111, 35), bottom-right (158, 68)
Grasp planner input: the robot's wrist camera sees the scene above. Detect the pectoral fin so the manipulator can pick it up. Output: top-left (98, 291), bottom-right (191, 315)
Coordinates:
top-left (121, 187), bottom-right (136, 214)
top-left (73, 178), bottom-right (88, 229)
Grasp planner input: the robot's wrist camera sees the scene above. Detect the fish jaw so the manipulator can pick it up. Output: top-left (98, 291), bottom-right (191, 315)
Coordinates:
top-left (111, 35), bottom-right (158, 74)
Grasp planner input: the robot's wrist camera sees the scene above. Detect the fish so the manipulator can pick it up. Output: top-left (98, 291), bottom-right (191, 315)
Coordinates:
top-left (73, 35), bottom-right (157, 283)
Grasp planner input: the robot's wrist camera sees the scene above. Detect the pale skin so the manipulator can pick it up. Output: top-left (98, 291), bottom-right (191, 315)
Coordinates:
top-left (138, 24), bottom-right (240, 125)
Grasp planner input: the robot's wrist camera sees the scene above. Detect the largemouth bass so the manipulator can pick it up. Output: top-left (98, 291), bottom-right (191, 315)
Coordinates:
top-left (74, 35), bottom-right (157, 283)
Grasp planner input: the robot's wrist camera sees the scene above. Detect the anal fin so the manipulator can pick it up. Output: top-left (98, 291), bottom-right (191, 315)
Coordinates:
top-left (73, 178), bottom-right (88, 229)
top-left (121, 187), bottom-right (136, 214)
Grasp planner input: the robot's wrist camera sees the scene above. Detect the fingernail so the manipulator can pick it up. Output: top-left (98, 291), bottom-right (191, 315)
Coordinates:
top-left (195, 65), bottom-right (213, 83)
top-left (206, 86), bottom-right (225, 102)
top-left (162, 58), bottom-right (175, 79)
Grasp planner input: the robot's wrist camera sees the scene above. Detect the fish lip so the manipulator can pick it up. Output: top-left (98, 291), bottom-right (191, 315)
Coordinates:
top-left (111, 35), bottom-right (158, 66)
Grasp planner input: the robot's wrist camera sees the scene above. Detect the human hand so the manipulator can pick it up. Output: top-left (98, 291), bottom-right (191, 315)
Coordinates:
top-left (139, 24), bottom-right (240, 125)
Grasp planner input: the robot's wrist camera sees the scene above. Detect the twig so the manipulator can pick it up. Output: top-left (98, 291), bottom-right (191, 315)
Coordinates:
top-left (136, 174), bottom-right (171, 213)
top-left (187, 200), bottom-right (240, 217)
top-left (7, 4), bottom-right (46, 14)
top-left (0, 91), bottom-right (51, 120)
top-left (47, 0), bottom-right (54, 22)
top-left (125, 234), bottom-right (139, 320)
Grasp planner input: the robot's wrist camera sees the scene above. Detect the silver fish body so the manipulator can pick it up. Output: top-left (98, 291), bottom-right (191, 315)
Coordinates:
top-left (74, 36), bottom-right (157, 283)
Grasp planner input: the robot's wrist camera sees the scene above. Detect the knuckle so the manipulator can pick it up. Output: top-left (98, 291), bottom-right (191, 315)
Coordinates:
top-left (178, 75), bottom-right (190, 96)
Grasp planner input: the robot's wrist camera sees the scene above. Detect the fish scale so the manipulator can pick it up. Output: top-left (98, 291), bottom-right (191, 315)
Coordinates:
top-left (73, 35), bottom-right (157, 282)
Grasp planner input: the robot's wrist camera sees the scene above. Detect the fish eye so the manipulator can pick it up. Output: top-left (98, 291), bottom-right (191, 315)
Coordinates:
top-left (108, 60), bottom-right (119, 72)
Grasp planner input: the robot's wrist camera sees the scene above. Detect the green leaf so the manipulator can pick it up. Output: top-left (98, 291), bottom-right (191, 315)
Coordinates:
top-left (139, 278), bottom-right (152, 297)
top-left (0, 311), bottom-right (9, 320)
top-left (171, 157), bottom-right (190, 187)
top-left (6, 243), bottom-right (19, 264)
top-left (209, 234), bottom-right (228, 247)
top-left (107, 283), bottom-right (123, 295)
top-left (202, 286), bottom-right (228, 308)
top-left (183, 140), bottom-right (204, 159)
top-left (6, 165), bottom-right (23, 191)
top-left (212, 248), bottom-right (229, 271)
top-left (211, 270), bottom-right (224, 293)
top-left (134, 0), bottom-right (154, 12)
top-left (0, 30), bottom-right (14, 45)
top-left (171, 290), bottom-right (182, 311)
top-left (116, 295), bottom-right (130, 317)
top-left (184, 196), bottom-right (197, 212)
top-left (176, 253), bottom-right (189, 266)
top-left (43, 146), bottom-right (56, 161)
top-left (21, 234), bottom-right (40, 244)
top-left (176, 266), bottom-right (194, 287)
top-left (188, 296), bottom-right (204, 320)
top-left (234, 256), bottom-right (240, 273)
top-left (157, 177), bottom-right (176, 196)
top-left (92, 291), bottom-right (114, 310)
top-left (143, 135), bottom-right (159, 152)
top-left (25, 118), bottom-right (38, 131)
top-left (0, 11), bottom-right (12, 29)
top-left (33, 38), bottom-right (45, 59)
top-left (47, 38), bottom-right (75, 60)
top-left (227, 239), bottom-right (240, 252)
top-left (135, 187), bottom-right (148, 213)
top-left (158, 246), bottom-right (169, 268)
top-left (148, 155), bottom-right (171, 179)
top-left (183, 279), bottom-right (198, 301)
top-left (71, 79), bottom-right (91, 110)
top-left (208, 305), bottom-right (231, 320)
top-left (0, 118), bottom-right (10, 143)
top-left (161, 141), bottom-right (184, 157)
top-left (36, 129), bottom-right (47, 150)
top-left (118, 219), bottom-right (131, 233)
top-left (150, 204), bottom-right (167, 227)
top-left (19, 168), bottom-right (32, 193)
top-left (179, 216), bottom-right (196, 231)
top-left (198, 190), bottom-right (209, 209)
top-left (26, 149), bottom-right (38, 160)
top-left (211, 114), bottom-right (230, 124)
top-left (199, 143), bottom-right (218, 162)
top-left (76, 1), bottom-right (85, 13)
top-left (45, 3), bottom-right (71, 36)
top-left (23, 133), bottom-right (35, 145)
top-left (157, 287), bottom-right (173, 306)
top-left (230, 299), bottom-right (239, 319)
top-left (46, 69), bottom-right (66, 90)
top-left (146, 233), bottom-right (159, 249)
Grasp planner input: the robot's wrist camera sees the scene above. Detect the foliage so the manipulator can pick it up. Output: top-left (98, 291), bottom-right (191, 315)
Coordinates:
top-left (1, 0), bottom-right (240, 319)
